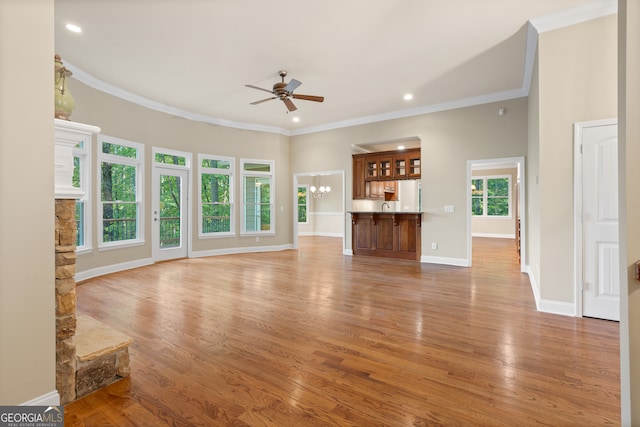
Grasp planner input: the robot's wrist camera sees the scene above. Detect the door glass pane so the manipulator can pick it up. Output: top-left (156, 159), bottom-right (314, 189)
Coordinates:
top-left (160, 174), bottom-right (181, 248)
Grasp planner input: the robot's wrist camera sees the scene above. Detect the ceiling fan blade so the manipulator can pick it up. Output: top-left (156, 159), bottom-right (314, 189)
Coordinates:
top-left (250, 96), bottom-right (277, 105)
top-left (284, 78), bottom-right (302, 93)
top-left (283, 98), bottom-right (297, 112)
top-left (245, 84), bottom-right (275, 94)
top-left (292, 94), bottom-right (324, 103)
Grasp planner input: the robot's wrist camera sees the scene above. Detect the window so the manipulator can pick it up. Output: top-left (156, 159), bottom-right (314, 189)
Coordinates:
top-left (241, 159), bottom-right (274, 234)
top-left (298, 185), bottom-right (309, 223)
top-left (73, 140), bottom-right (91, 251)
top-left (98, 135), bottom-right (144, 247)
top-left (155, 151), bottom-right (187, 166)
top-left (471, 176), bottom-right (511, 217)
top-left (199, 154), bottom-right (234, 237)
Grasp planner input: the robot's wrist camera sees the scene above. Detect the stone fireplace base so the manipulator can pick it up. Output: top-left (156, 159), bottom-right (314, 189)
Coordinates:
top-left (75, 314), bottom-right (133, 397)
top-left (55, 199), bottom-right (133, 404)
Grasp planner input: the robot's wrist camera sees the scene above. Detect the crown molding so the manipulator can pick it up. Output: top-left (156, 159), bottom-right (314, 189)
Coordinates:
top-left (289, 89), bottom-right (527, 136)
top-left (530, 0), bottom-right (617, 33)
top-left (65, 61), bottom-right (291, 136)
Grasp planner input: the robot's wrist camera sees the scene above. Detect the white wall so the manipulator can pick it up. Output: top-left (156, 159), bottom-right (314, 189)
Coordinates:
top-left (0, 0), bottom-right (57, 405)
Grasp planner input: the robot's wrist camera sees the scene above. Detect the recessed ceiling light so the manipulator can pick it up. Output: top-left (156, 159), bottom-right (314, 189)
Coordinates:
top-left (66, 23), bottom-right (82, 33)
top-left (292, 117), bottom-right (300, 123)
top-left (398, 145), bottom-right (406, 150)
top-left (403, 94), bottom-right (413, 101)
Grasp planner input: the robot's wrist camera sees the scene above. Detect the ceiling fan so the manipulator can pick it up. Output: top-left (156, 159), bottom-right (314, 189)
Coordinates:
top-left (245, 70), bottom-right (324, 112)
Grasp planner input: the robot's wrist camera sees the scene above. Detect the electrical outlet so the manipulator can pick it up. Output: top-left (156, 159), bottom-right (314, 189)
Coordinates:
top-left (256, 236), bottom-right (260, 242)
top-left (432, 242), bottom-right (438, 250)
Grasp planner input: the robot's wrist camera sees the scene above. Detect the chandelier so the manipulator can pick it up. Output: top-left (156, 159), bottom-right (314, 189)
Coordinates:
top-left (310, 182), bottom-right (331, 198)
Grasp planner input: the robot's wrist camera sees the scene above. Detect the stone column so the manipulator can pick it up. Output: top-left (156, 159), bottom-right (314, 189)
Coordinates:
top-left (55, 199), bottom-right (77, 404)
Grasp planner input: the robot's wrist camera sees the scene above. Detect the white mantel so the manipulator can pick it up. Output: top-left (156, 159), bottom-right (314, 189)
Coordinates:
top-left (54, 118), bottom-right (100, 199)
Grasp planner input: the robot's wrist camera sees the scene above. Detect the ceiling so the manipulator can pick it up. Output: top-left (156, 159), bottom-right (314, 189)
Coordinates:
top-left (54, 0), bottom-right (614, 135)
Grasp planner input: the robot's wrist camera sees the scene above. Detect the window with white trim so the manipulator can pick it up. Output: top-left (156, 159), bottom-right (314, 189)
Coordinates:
top-left (73, 140), bottom-right (91, 251)
top-left (241, 159), bottom-right (274, 234)
top-left (298, 185), bottom-right (309, 223)
top-left (471, 175), bottom-right (511, 217)
top-left (199, 154), bottom-right (234, 237)
top-left (155, 149), bottom-right (188, 167)
top-left (98, 135), bottom-right (144, 247)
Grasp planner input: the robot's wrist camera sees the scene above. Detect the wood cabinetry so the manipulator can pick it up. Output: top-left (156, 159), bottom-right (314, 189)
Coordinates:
top-left (353, 156), bottom-right (366, 199)
top-left (351, 212), bottom-right (422, 260)
top-left (392, 150), bottom-right (421, 179)
top-left (367, 180), bottom-right (397, 201)
top-left (353, 148), bottom-right (420, 200)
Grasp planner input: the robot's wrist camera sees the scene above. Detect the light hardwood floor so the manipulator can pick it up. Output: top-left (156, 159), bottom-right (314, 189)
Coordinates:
top-left (65, 237), bottom-right (620, 426)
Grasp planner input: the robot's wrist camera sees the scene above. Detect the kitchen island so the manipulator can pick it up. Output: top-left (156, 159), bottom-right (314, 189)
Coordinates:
top-left (349, 211), bottom-right (422, 261)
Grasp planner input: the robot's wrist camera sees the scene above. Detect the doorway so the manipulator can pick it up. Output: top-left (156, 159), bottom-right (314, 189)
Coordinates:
top-left (152, 167), bottom-right (189, 261)
top-left (574, 119), bottom-right (619, 321)
top-left (292, 170), bottom-right (345, 254)
top-left (466, 156), bottom-right (526, 271)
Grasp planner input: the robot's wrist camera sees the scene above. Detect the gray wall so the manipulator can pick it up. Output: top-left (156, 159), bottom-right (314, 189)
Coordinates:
top-left (618, 1), bottom-right (640, 423)
top-left (69, 80), bottom-right (293, 273)
top-left (0, 0), bottom-right (56, 405)
top-left (291, 97), bottom-right (529, 263)
top-left (533, 15), bottom-right (617, 305)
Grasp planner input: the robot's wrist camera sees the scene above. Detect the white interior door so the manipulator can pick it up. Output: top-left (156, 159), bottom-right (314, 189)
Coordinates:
top-left (581, 122), bottom-right (619, 321)
top-left (153, 167), bottom-right (188, 261)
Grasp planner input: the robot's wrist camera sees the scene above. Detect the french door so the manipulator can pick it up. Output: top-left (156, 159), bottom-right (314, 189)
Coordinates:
top-left (152, 167), bottom-right (189, 261)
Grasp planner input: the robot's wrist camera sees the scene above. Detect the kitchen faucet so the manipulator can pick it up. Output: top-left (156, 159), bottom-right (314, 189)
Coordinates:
top-left (381, 202), bottom-right (390, 212)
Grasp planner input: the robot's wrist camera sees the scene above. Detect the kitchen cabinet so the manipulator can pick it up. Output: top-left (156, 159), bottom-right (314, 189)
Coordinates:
top-left (353, 156), bottom-right (366, 199)
top-left (407, 153), bottom-right (421, 178)
top-left (392, 148), bottom-right (421, 179)
top-left (365, 155), bottom-right (393, 180)
top-left (378, 156), bottom-right (393, 180)
top-left (367, 180), bottom-right (397, 201)
top-left (353, 148), bottom-right (420, 200)
top-left (365, 158), bottom-right (378, 180)
top-left (350, 212), bottom-right (422, 260)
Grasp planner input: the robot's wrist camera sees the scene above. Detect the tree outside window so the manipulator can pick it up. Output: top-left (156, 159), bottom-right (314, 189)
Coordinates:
top-left (298, 185), bottom-right (308, 223)
top-left (471, 178), bottom-right (484, 216)
top-left (98, 136), bottom-right (143, 246)
top-left (199, 155), bottom-right (233, 236)
top-left (241, 160), bottom-right (274, 233)
top-left (471, 176), bottom-right (510, 217)
top-left (72, 139), bottom-right (92, 250)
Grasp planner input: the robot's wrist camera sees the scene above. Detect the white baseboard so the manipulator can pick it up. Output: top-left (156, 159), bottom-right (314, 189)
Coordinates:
top-left (343, 249), bottom-right (353, 256)
top-left (75, 258), bottom-right (154, 282)
top-left (472, 233), bottom-right (516, 239)
top-left (525, 265), bottom-right (540, 309)
top-left (75, 246), bottom-right (296, 282)
top-left (298, 232), bottom-right (343, 237)
top-left (191, 244), bottom-right (293, 259)
top-left (420, 256), bottom-right (470, 267)
top-left (537, 299), bottom-right (577, 317)
top-left (525, 264), bottom-right (576, 317)
top-left (21, 390), bottom-right (60, 406)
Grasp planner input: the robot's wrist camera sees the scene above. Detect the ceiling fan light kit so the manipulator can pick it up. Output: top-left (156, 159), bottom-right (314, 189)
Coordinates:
top-left (245, 70), bottom-right (324, 113)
